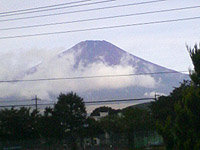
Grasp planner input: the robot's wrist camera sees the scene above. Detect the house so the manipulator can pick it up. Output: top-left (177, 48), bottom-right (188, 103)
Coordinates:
top-left (92, 111), bottom-right (109, 121)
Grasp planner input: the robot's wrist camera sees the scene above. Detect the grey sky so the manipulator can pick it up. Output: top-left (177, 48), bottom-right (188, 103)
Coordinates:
top-left (0, 0), bottom-right (199, 71)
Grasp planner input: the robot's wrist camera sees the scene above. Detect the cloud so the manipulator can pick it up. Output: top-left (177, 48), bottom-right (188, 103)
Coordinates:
top-left (144, 91), bottom-right (166, 97)
top-left (0, 48), bottom-right (159, 100)
top-left (0, 48), bottom-right (62, 80)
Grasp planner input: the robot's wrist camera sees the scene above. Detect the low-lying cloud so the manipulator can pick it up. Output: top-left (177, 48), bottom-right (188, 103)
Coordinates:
top-left (0, 48), bottom-right (159, 100)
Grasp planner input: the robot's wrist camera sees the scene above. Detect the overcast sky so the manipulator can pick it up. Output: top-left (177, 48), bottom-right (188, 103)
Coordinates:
top-left (0, 0), bottom-right (199, 71)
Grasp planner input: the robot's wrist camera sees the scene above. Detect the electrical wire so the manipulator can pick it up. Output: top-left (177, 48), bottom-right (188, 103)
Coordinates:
top-left (0, 0), bottom-right (94, 15)
top-left (0, 0), bottom-right (117, 18)
top-left (0, 97), bottom-right (154, 107)
top-left (0, 71), bottom-right (188, 83)
top-left (0, 0), bottom-right (167, 22)
top-left (0, 99), bottom-right (33, 103)
top-left (0, 16), bottom-right (199, 39)
top-left (0, 104), bottom-right (37, 108)
top-left (1, 5), bottom-right (199, 31)
top-left (85, 98), bottom-right (154, 104)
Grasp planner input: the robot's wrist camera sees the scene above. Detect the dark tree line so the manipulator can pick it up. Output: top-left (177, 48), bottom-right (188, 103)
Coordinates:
top-left (0, 92), bottom-right (86, 150)
top-left (0, 107), bottom-right (40, 141)
top-left (150, 43), bottom-right (200, 150)
top-left (0, 93), bottom-right (155, 150)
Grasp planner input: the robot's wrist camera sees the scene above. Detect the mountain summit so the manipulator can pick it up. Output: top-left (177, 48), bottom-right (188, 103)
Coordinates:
top-left (59, 40), bottom-right (174, 73)
top-left (59, 40), bottom-right (127, 66)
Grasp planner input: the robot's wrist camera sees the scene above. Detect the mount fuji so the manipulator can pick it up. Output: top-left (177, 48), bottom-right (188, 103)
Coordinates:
top-left (19, 40), bottom-right (189, 102)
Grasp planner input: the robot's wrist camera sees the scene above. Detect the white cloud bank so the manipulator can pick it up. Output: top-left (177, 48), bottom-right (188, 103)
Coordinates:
top-left (0, 48), bottom-right (159, 100)
top-left (144, 91), bottom-right (166, 97)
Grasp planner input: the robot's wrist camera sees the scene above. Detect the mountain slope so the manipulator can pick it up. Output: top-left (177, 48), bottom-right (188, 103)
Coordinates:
top-left (59, 40), bottom-right (171, 71)
top-left (22, 40), bottom-right (189, 101)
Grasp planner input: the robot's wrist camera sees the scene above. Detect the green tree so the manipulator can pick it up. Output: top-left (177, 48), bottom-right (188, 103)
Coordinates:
top-left (100, 114), bottom-right (124, 146)
top-left (80, 117), bottom-right (103, 145)
top-left (150, 43), bottom-right (200, 150)
top-left (173, 44), bottom-right (200, 150)
top-left (150, 81), bottom-right (190, 150)
top-left (0, 107), bottom-right (40, 141)
top-left (188, 43), bottom-right (200, 86)
top-left (39, 107), bottom-right (63, 147)
top-left (122, 108), bottom-right (154, 149)
top-left (53, 92), bottom-right (86, 150)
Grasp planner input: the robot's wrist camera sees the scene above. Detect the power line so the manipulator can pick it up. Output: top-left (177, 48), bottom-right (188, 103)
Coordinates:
top-left (85, 100), bottom-right (153, 105)
top-left (40, 99), bottom-right (55, 103)
top-left (0, 104), bottom-right (38, 108)
top-left (0, 99), bottom-right (33, 103)
top-left (0, 99), bottom-right (51, 103)
top-left (0, 97), bottom-right (154, 108)
top-left (1, 5), bottom-right (199, 31)
top-left (0, 0), bottom-right (167, 22)
top-left (0, 98), bottom-right (41, 103)
top-left (0, 16), bottom-right (199, 39)
top-left (85, 97), bottom-right (154, 104)
top-left (0, 71), bottom-right (188, 83)
top-left (0, 0), bottom-right (94, 15)
top-left (0, 0), bottom-right (117, 18)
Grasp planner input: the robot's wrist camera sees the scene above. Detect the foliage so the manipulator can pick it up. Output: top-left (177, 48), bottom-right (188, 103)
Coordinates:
top-left (123, 108), bottom-right (154, 149)
top-left (53, 92), bottom-right (86, 134)
top-left (51, 92), bottom-right (86, 150)
top-left (174, 83), bottom-right (200, 149)
top-left (0, 107), bottom-right (40, 141)
top-left (0, 92), bottom-right (87, 150)
top-left (150, 81), bottom-right (190, 149)
top-left (151, 43), bottom-right (200, 150)
top-left (174, 44), bottom-right (200, 150)
top-left (122, 108), bottom-right (154, 132)
top-left (90, 106), bottom-right (120, 116)
top-left (188, 43), bottom-right (200, 86)
top-left (81, 117), bottom-right (103, 138)
top-left (99, 107), bottom-right (154, 149)
top-left (100, 114), bottom-right (123, 134)
top-left (39, 107), bottom-right (63, 140)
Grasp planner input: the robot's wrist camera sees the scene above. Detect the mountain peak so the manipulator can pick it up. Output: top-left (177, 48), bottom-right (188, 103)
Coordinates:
top-left (58, 40), bottom-right (174, 73)
top-left (79, 40), bottom-right (111, 45)
top-left (76, 40), bottom-right (122, 52)
top-left (59, 40), bottom-right (128, 66)
top-left (80, 40), bottom-right (107, 43)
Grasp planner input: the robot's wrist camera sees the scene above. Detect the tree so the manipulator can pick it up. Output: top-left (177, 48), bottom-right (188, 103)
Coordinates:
top-left (100, 114), bottom-right (122, 134)
top-left (53, 92), bottom-right (86, 150)
top-left (173, 44), bottom-right (200, 150)
top-left (174, 86), bottom-right (200, 150)
top-left (150, 81), bottom-right (190, 150)
top-left (188, 43), bottom-right (200, 86)
top-left (122, 108), bottom-right (154, 149)
top-left (39, 107), bottom-right (63, 147)
top-left (99, 113), bottom-right (124, 147)
top-left (150, 43), bottom-right (200, 150)
top-left (0, 107), bottom-right (40, 141)
top-left (80, 117), bottom-right (103, 145)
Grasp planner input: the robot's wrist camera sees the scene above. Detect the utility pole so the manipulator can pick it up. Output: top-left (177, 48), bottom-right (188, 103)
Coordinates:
top-left (154, 92), bottom-right (162, 101)
top-left (32, 95), bottom-right (38, 111)
top-left (154, 92), bottom-right (157, 101)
